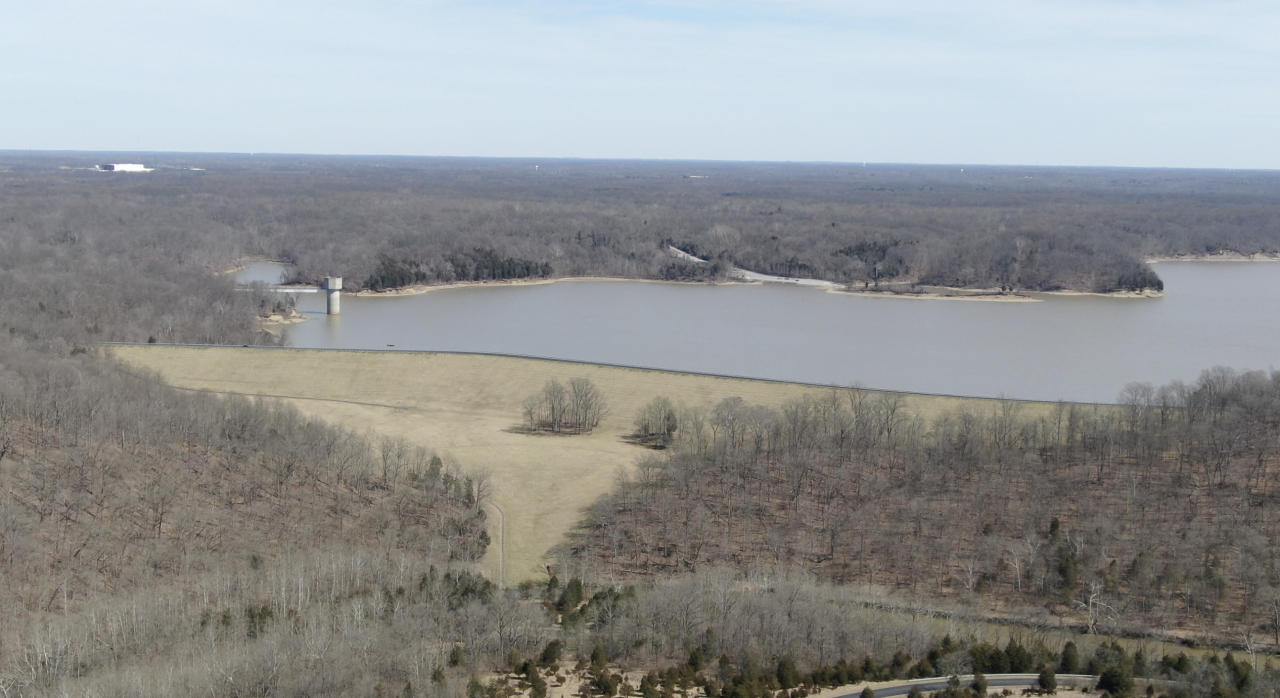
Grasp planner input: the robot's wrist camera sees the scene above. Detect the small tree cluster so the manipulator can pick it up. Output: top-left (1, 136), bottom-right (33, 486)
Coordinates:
top-left (633, 396), bottom-right (679, 446)
top-left (522, 378), bottom-right (608, 434)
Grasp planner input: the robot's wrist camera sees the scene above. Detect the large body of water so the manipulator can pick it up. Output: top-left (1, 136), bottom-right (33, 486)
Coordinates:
top-left (237, 261), bottom-right (1280, 403)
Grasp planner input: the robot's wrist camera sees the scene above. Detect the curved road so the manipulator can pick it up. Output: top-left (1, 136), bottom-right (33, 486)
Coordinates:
top-left (836, 674), bottom-right (1099, 698)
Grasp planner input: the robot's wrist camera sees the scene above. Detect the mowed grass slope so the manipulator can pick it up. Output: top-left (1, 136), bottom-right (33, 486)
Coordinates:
top-left (111, 346), bottom-right (1062, 585)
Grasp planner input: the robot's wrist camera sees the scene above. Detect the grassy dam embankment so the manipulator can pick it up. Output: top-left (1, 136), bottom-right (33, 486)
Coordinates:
top-left (112, 345), bottom-right (1071, 585)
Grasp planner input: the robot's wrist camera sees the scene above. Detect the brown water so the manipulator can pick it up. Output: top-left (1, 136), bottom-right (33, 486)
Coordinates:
top-left (240, 262), bottom-right (1280, 403)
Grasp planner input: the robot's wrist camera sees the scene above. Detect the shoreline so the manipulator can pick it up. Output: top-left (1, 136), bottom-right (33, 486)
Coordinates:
top-left (232, 252), bottom-right (1273, 305)
top-left (1040, 288), bottom-right (1164, 298)
top-left (359, 276), bottom-right (1048, 302)
top-left (350, 275), bottom-right (655, 297)
top-left (1148, 251), bottom-right (1280, 263)
top-left (234, 260), bottom-right (1228, 304)
top-left (832, 287), bottom-right (1040, 302)
top-left (261, 313), bottom-right (307, 325)
top-left (259, 310), bottom-right (309, 331)
top-left (326, 275), bottom-right (1158, 302)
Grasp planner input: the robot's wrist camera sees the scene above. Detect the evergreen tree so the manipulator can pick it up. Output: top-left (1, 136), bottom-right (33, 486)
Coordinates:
top-left (689, 648), bottom-right (705, 672)
top-left (1060, 643), bottom-right (1081, 674)
top-left (1006, 640), bottom-right (1034, 673)
top-left (540, 640), bottom-right (564, 667)
top-left (973, 672), bottom-right (988, 698)
top-left (1039, 666), bottom-right (1057, 695)
top-left (1097, 666), bottom-right (1134, 698)
top-left (777, 656), bottom-right (802, 690)
top-left (640, 674), bottom-right (661, 698)
top-left (557, 578), bottom-right (585, 614)
top-left (971, 645), bottom-right (1009, 674)
top-left (890, 651), bottom-right (914, 679)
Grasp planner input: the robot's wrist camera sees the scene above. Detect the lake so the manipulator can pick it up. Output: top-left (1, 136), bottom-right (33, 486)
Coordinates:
top-left (238, 261), bottom-right (1280, 403)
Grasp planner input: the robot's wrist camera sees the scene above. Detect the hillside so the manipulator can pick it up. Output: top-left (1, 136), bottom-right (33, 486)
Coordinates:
top-left (568, 370), bottom-right (1280, 648)
top-left (108, 346), bottom-right (1046, 584)
top-left (113, 346), bottom-right (1280, 650)
top-left (0, 344), bottom-right (504, 696)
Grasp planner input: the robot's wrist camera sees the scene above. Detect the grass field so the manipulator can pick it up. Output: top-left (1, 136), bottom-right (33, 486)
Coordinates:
top-left (111, 346), bottom-right (1064, 585)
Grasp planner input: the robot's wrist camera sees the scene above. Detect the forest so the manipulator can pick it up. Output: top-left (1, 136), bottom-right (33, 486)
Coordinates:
top-left (574, 371), bottom-right (1280, 645)
top-left (3, 152), bottom-right (1280, 295)
top-left (3, 151), bottom-right (1280, 696)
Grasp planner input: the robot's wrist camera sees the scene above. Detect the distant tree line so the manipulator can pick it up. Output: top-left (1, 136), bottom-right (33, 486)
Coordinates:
top-left (7, 154), bottom-right (1280, 296)
top-left (365, 248), bottom-right (553, 290)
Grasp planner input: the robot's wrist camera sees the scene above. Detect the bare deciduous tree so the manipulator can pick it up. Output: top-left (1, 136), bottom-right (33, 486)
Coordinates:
top-left (522, 378), bottom-right (608, 435)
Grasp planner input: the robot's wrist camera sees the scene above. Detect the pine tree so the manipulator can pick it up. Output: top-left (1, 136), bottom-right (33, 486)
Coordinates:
top-left (972, 672), bottom-right (988, 698)
top-left (1060, 643), bottom-right (1080, 674)
top-left (1039, 666), bottom-right (1057, 695)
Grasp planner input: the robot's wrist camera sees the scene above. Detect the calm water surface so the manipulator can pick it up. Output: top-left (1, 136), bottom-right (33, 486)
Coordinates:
top-left (238, 262), bottom-right (1280, 403)
top-left (236, 261), bottom-right (292, 285)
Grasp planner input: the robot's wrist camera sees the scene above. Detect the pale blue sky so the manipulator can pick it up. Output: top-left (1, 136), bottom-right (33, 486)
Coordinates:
top-left (2, 0), bottom-right (1276, 168)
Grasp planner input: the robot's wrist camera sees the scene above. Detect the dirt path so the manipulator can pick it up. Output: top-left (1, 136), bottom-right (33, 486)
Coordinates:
top-left (487, 501), bottom-right (507, 586)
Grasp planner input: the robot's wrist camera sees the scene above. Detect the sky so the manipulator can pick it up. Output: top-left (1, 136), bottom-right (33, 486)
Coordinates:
top-left (2, 0), bottom-right (1277, 168)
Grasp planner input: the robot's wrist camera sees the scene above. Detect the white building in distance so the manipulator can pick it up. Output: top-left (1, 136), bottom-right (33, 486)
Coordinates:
top-left (97, 164), bottom-right (152, 172)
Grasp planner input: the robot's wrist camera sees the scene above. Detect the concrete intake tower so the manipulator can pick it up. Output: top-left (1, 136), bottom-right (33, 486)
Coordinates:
top-left (324, 277), bottom-right (342, 315)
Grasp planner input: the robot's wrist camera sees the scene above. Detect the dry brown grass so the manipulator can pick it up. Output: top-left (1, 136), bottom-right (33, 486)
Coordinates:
top-left (111, 346), bottom-right (1061, 585)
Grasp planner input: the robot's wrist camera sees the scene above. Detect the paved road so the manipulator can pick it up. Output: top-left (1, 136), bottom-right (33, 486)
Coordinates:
top-left (836, 674), bottom-right (1098, 698)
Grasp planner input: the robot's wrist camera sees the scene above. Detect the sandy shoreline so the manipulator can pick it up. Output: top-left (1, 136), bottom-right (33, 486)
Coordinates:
top-left (350, 275), bottom-right (661, 297)
top-left (261, 313), bottom-right (307, 325)
top-left (1040, 289), bottom-right (1164, 298)
top-left (318, 275), bottom-right (1154, 303)
top-left (833, 288), bottom-right (1040, 302)
top-left (259, 310), bottom-right (309, 331)
top-left (357, 276), bottom-right (1053, 302)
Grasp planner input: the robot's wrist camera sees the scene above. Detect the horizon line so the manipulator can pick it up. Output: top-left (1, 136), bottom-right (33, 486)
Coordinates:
top-left (2, 149), bottom-right (1278, 175)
